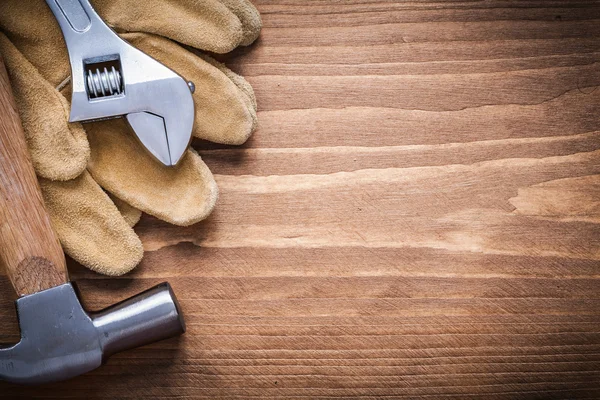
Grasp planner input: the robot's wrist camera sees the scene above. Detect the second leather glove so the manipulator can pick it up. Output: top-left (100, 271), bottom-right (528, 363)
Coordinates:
top-left (0, 0), bottom-right (261, 275)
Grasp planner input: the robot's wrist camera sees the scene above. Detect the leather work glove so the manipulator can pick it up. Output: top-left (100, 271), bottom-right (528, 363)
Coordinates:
top-left (0, 0), bottom-right (260, 275)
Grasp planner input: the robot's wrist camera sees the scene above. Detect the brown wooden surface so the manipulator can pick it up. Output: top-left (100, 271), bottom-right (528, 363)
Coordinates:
top-left (2, 0), bottom-right (600, 398)
top-left (0, 58), bottom-right (68, 297)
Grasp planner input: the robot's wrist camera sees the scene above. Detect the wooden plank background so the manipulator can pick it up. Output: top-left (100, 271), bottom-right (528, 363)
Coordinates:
top-left (2, 0), bottom-right (600, 398)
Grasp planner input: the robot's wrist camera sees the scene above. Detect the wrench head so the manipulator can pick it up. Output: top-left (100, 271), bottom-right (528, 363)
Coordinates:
top-left (70, 49), bottom-right (195, 166)
top-left (47, 0), bottom-right (195, 166)
top-left (0, 283), bottom-right (185, 385)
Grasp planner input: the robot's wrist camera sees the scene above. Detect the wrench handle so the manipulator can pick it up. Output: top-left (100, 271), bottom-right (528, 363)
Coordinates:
top-left (0, 57), bottom-right (68, 297)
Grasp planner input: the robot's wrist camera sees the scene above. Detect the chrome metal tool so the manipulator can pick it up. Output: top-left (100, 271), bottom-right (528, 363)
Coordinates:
top-left (0, 283), bottom-right (185, 385)
top-left (0, 51), bottom-right (186, 385)
top-left (45, 0), bottom-right (195, 166)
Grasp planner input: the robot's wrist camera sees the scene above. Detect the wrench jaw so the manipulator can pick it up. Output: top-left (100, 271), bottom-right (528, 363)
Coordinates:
top-left (46, 0), bottom-right (195, 167)
top-left (123, 73), bottom-right (195, 166)
top-left (69, 55), bottom-right (195, 166)
top-left (126, 112), bottom-right (172, 166)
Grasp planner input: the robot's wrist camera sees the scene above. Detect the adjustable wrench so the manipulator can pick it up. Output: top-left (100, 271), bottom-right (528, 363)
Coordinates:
top-left (45, 0), bottom-right (195, 166)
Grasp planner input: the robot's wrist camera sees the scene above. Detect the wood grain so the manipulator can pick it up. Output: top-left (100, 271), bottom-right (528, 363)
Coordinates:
top-left (0, 57), bottom-right (68, 297)
top-left (1, 0), bottom-right (600, 398)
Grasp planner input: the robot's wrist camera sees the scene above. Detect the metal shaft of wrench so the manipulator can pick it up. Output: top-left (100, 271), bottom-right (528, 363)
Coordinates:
top-left (45, 0), bottom-right (195, 166)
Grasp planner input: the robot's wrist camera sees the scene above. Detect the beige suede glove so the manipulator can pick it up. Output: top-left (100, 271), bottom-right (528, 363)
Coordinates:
top-left (0, 0), bottom-right (260, 275)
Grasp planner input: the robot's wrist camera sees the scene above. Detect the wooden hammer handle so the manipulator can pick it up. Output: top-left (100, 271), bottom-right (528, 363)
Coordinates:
top-left (0, 57), bottom-right (68, 297)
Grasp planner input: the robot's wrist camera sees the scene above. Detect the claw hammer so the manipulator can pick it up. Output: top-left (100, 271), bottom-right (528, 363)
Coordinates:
top-left (0, 57), bottom-right (185, 385)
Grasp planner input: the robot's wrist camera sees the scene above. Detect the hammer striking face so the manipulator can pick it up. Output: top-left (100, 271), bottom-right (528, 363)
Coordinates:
top-left (0, 283), bottom-right (185, 385)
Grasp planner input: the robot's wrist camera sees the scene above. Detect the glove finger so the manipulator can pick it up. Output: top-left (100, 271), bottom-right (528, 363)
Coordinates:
top-left (40, 171), bottom-right (143, 276)
top-left (195, 52), bottom-right (257, 117)
top-left (0, 33), bottom-right (89, 181)
top-left (110, 195), bottom-right (143, 227)
top-left (124, 33), bottom-right (256, 145)
top-left (93, 0), bottom-right (244, 54)
top-left (86, 119), bottom-right (219, 227)
top-left (195, 53), bottom-right (258, 136)
top-left (0, 0), bottom-right (70, 86)
top-left (216, 0), bottom-right (262, 46)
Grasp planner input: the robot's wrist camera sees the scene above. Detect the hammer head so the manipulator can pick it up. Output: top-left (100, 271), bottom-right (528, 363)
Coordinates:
top-left (0, 282), bottom-right (185, 385)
